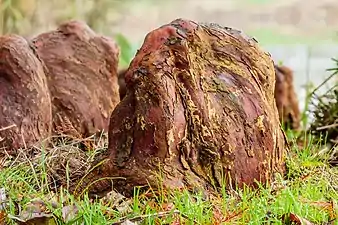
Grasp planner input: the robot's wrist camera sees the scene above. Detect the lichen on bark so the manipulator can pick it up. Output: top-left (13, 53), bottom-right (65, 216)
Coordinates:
top-left (79, 19), bottom-right (288, 197)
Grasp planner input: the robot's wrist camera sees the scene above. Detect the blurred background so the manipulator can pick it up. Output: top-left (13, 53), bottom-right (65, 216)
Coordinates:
top-left (1, 0), bottom-right (337, 112)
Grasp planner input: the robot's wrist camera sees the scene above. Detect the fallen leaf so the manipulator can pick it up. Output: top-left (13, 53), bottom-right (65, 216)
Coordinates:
top-left (61, 205), bottom-right (80, 223)
top-left (8, 213), bottom-right (56, 225)
top-left (116, 200), bottom-right (133, 215)
top-left (0, 211), bottom-right (6, 225)
top-left (8, 199), bottom-right (57, 225)
top-left (101, 190), bottom-right (133, 215)
top-left (282, 212), bottom-right (315, 225)
top-left (111, 210), bottom-right (181, 225)
top-left (121, 220), bottom-right (137, 225)
top-left (161, 202), bottom-right (175, 211)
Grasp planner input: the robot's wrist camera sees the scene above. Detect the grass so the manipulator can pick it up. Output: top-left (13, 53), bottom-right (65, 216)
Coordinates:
top-left (247, 28), bottom-right (338, 45)
top-left (0, 2), bottom-right (337, 224)
top-left (0, 129), bottom-right (337, 224)
top-left (1, 54), bottom-right (337, 224)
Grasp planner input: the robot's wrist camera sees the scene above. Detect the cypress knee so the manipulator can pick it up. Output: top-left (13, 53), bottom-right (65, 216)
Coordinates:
top-left (79, 19), bottom-right (288, 196)
top-left (274, 64), bottom-right (301, 130)
top-left (0, 34), bottom-right (52, 154)
top-left (32, 20), bottom-right (120, 138)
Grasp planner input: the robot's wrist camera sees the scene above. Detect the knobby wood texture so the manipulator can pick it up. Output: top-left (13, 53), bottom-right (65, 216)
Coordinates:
top-left (0, 34), bottom-right (52, 154)
top-left (79, 19), bottom-right (288, 197)
top-left (32, 20), bottom-right (121, 138)
top-left (118, 65), bottom-right (302, 131)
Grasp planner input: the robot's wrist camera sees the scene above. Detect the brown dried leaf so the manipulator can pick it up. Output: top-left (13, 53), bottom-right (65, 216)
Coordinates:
top-left (161, 202), bottom-right (175, 211)
top-left (0, 211), bottom-right (6, 225)
top-left (8, 199), bottom-right (57, 225)
top-left (61, 205), bottom-right (80, 223)
top-left (9, 213), bottom-right (56, 225)
top-left (282, 212), bottom-right (315, 225)
top-left (101, 190), bottom-right (132, 216)
top-left (120, 220), bottom-right (137, 225)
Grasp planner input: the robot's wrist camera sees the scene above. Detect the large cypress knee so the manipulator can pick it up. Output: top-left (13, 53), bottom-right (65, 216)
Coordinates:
top-left (79, 19), bottom-right (288, 196)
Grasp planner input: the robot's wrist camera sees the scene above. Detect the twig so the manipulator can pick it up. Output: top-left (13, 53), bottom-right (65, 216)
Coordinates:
top-left (0, 124), bottom-right (16, 132)
top-left (309, 70), bottom-right (337, 97)
top-left (0, 124), bottom-right (17, 142)
top-left (330, 139), bottom-right (338, 144)
top-left (223, 209), bottom-right (245, 222)
top-left (111, 209), bottom-right (191, 225)
top-left (316, 123), bottom-right (338, 131)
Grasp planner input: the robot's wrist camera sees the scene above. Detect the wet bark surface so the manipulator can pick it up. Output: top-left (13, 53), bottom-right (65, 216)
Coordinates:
top-left (76, 19), bottom-right (288, 197)
top-left (32, 20), bottom-right (121, 138)
top-left (0, 34), bottom-right (52, 154)
top-left (274, 65), bottom-right (301, 130)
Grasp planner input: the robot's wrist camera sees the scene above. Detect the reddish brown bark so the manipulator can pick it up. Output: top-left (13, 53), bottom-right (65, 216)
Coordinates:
top-left (79, 19), bottom-right (287, 196)
top-left (32, 20), bottom-right (120, 138)
top-left (118, 68), bottom-right (127, 100)
top-left (119, 65), bottom-right (302, 130)
top-left (0, 34), bottom-right (52, 154)
top-left (274, 65), bottom-right (301, 130)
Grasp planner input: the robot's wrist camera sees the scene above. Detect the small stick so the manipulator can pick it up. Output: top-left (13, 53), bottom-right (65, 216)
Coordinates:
top-left (0, 125), bottom-right (17, 142)
top-left (0, 124), bottom-right (17, 132)
top-left (316, 123), bottom-right (338, 131)
top-left (111, 209), bottom-right (194, 225)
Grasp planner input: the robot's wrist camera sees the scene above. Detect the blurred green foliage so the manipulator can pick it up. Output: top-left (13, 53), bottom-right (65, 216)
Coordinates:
top-left (0, 0), bottom-right (32, 34)
top-left (115, 33), bottom-right (137, 69)
top-left (0, 0), bottom-right (131, 36)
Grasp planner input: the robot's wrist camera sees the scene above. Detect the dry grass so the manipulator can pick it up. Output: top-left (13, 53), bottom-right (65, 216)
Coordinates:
top-left (1, 132), bottom-right (108, 193)
top-left (308, 58), bottom-right (338, 166)
top-left (0, 130), bottom-right (337, 224)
